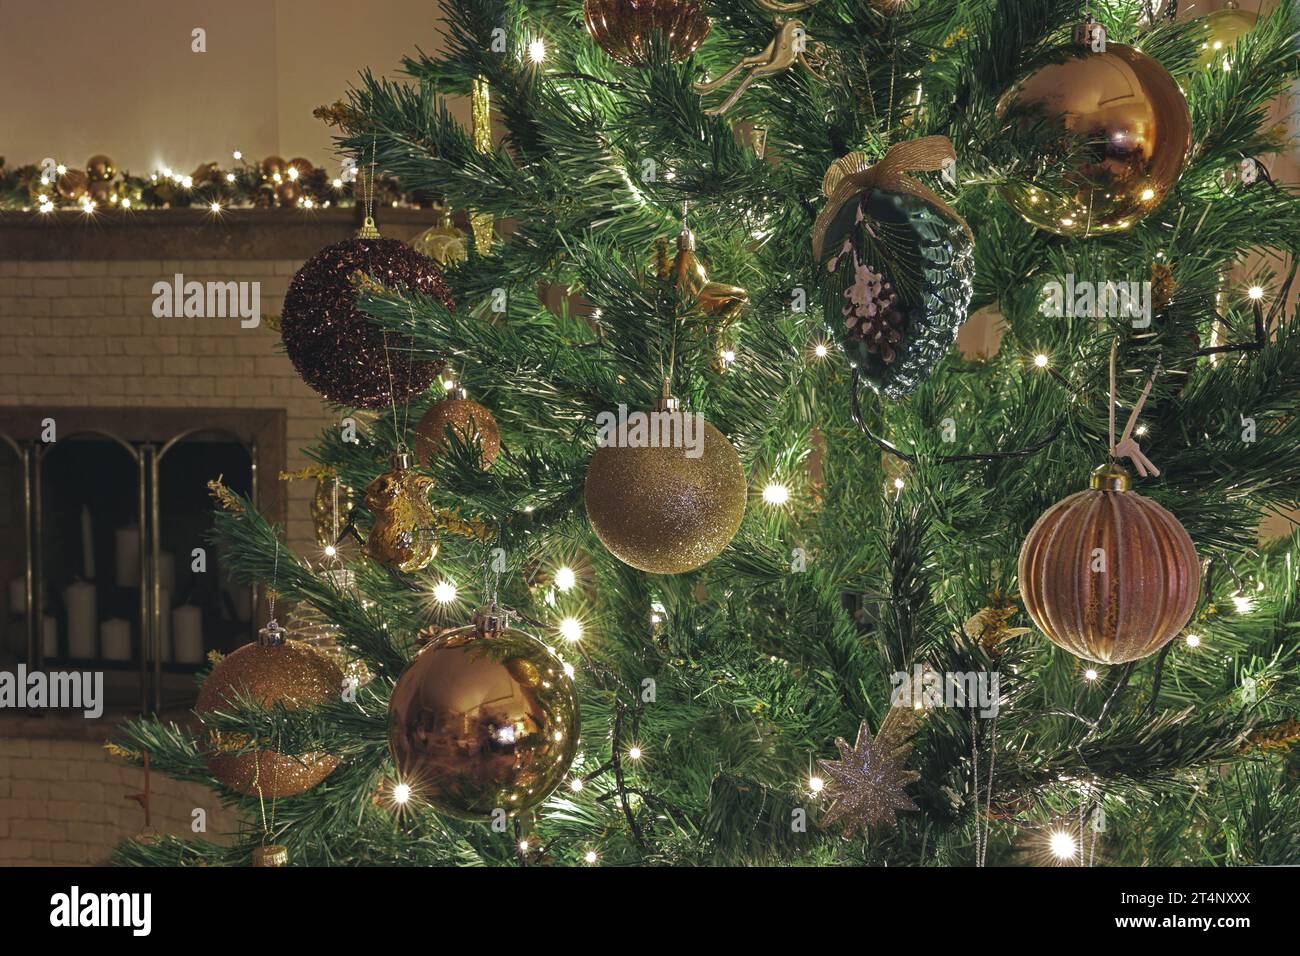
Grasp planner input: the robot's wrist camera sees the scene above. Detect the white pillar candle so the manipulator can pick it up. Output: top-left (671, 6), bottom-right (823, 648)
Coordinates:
top-left (115, 525), bottom-right (141, 588)
top-left (64, 581), bottom-right (97, 658)
top-left (172, 605), bottom-right (203, 664)
top-left (42, 615), bottom-right (58, 657)
top-left (101, 618), bottom-right (131, 661)
top-left (81, 504), bottom-right (96, 581)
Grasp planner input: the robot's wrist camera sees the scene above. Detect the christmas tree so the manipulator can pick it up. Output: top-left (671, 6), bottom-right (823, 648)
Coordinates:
top-left (114, 0), bottom-right (1300, 867)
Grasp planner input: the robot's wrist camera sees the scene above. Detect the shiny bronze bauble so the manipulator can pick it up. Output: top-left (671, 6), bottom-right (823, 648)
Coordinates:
top-left (584, 0), bottom-right (711, 66)
top-left (55, 167), bottom-right (88, 201)
top-left (286, 157), bottom-right (315, 178)
top-left (276, 179), bottom-right (302, 206)
top-left (585, 404), bottom-right (746, 574)
top-left (87, 179), bottom-right (115, 205)
top-left (997, 40), bottom-right (1190, 237)
top-left (280, 237), bottom-right (451, 407)
top-left (260, 155), bottom-right (287, 178)
top-left (86, 154), bottom-right (116, 182)
top-left (415, 398), bottom-right (500, 470)
top-left (195, 639), bottom-right (342, 797)
top-left (1194, 5), bottom-right (1258, 69)
top-left (1017, 464), bottom-right (1200, 664)
top-left (387, 614), bottom-right (579, 820)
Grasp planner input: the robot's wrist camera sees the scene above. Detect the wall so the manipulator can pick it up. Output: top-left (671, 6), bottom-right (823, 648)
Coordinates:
top-left (0, 0), bottom-right (462, 175)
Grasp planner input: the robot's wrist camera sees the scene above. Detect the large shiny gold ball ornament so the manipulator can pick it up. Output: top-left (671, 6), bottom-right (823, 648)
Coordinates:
top-left (415, 398), bottom-right (500, 470)
top-left (195, 638), bottom-right (342, 797)
top-left (86, 154), bottom-right (116, 182)
top-left (996, 39), bottom-right (1190, 237)
top-left (585, 403), bottom-right (746, 574)
top-left (411, 223), bottom-right (468, 266)
top-left (1194, 5), bottom-right (1258, 69)
top-left (584, 0), bottom-right (711, 66)
top-left (1017, 464), bottom-right (1200, 664)
top-left (387, 611), bottom-right (579, 820)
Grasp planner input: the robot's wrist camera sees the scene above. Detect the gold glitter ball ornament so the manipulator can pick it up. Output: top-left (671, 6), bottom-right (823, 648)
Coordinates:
top-left (585, 398), bottom-right (746, 574)
top-left (996, 26), bottom-right (1190, 237)
top-left (195, 638), bottom-right (342, 798)
top-left (415, 397), bottom-right (501, 470)
top-left (364, 451), bottom-right (439, 572)
top-left (387, 609), bottom-right (579, 820)
top-left (584, 0), bottom-right (711, 67)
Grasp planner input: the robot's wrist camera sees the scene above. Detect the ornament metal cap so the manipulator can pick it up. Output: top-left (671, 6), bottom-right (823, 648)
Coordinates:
top-left (1090, 462), bottom-right (1131, 492)
top-left (390, 448), bottom-right (414, 471)
top-left (356, 215), bottom-right (381, 239)
top-left (258, 620), bottom-right (286, 646)
top-left (251, 844), bottom-right (289, 867)
top-left (1072, 16), bottom-right (1107, 49)
top-left (656, 378), bottom-right (680, 413)
top-left (472, 603), bottom-right (511, 637)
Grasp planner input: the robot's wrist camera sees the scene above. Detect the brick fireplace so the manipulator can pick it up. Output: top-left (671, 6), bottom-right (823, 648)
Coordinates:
top-left (0, 205), bottom-right (435, 864)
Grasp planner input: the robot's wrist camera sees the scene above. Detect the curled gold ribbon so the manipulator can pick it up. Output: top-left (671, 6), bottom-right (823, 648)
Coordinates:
top-left (811, 135), bottom-right (972, 261)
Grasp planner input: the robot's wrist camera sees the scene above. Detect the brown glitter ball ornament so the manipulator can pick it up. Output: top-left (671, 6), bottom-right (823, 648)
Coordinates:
top-left (388, 607), bottom-right (579, 820)
top-left (280, 237), bottom-right (452, 407)
top-left (86, 154), bottom-right (116, 182)
top-left (585, 391), bottom-right (746, 574)
top-left (1017, 463), bottom-right (1200, 664)
top-left (364, 450), bottom-right (438, 572)
top-left (584, 0), bottom-right (711, 66)
top-left (996, 21), bottom-right (1189, 237)
top-left (195, 629), bottom-right (342, 798)
top-left (56, 167), bottom-right (88, 201)
top-left (415, 397), bottom-right (500, 470)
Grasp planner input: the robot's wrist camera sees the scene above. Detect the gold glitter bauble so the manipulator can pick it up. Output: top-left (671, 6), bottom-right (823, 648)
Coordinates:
top-left (1194, 6), bottom-right (1257, 69)
top-left (584, 0), bottom-right (711, 67)
top-left (195, 640), bottom-right (342, 797)
top-left (86, 154), bottom-right (116, 182)
top-left (411, 224), bottom-right (468, 265)
top-left (387, 613), bottom-right (579, 820)
top-left (415, 398), bottom-right (501, 470)
top-left (585, 408), bottom-right (746, 574)
top-left (996, 38), bottom-right (1189, 237)
top-left (364, 452), bottom-right (438, 572)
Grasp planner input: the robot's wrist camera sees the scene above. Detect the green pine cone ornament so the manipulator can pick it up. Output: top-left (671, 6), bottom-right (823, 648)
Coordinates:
top-left (820, 187), bottom-right (974, 399)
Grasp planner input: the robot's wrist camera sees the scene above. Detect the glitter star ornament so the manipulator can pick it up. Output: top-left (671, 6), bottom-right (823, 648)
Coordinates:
top-left (817, 718), bottom-right (920, 834)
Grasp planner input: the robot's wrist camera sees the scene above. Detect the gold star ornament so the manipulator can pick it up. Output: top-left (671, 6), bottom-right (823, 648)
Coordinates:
top-left (817, 718), bottom-right (920, 834)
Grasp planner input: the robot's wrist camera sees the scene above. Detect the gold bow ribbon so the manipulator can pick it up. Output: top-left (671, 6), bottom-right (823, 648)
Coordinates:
top-left (811, 135), bottom-right (972, 262)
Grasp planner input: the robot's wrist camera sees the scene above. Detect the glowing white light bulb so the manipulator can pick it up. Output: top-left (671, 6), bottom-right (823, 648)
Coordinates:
top-left (324, 545), bottom-right (337, 557)
top-left (1248, 285), bottom-right (1264, 300)
top-left (893, 477), bottom-right (905, 491)
top-left (288, 166), bottom-right (299, 181)
top-left (808, 776), bottom-right (824, 794)
top-left (433, 580), bottom-right (457, 604)
top-left (1049, 830), bottom-right (1078, 860)
top-left (528, 39), bottom-right (546, 63)
top-left (814, 343), bottom-right (829, 358)
top-left (1232, 592), bottom-right (1254, 614)
top-left (554, 566), bottom-right (577, 592)
top-left (393, 782), bottom-right (411, 804)
top-left (226, 173), bottom-right (236, 183)
top-left (120, 198), bottom-right (131, 209)
top-left (627, 746), bottom-right (643, 761)
top-left (1135, 424), bottom-right (1148, 437)
top-left (1140, 188), bottom-right (1155, 201)
top-left (1084, 669), bottom-right (1099, 682)
top-left (233, 150), bottom-right (243, 160)
top-left (562, 662), bottom-right (575, 679)
top-left (57, 164), bottom-right (67, 175)
top-left (559, 617), bottom-right (582, 643)
top-left (1185, 633), bottom-right (1201, 648)
top-left (518, 840), bottom-right (530, 852)
top-left (763, 482), bottom-right (790, 505)
top-left (1034, 353), bottom-right (1049, 368)
top-left (332, 178), bottom-right (343, 189)
top-left (720, 348), bottom-right (736, 364)
top-left (209, 201), bottom-right (222, 213)
top-left (569, 777), bottom-right (584, 792)
top-left (584, 850), bottom-right (598, 864)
